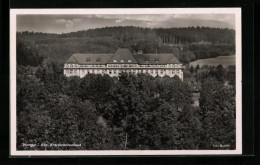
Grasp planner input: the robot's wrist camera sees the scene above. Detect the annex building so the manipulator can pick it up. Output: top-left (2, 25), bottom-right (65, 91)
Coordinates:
top-left (64, 48), bottom-right (183, 80)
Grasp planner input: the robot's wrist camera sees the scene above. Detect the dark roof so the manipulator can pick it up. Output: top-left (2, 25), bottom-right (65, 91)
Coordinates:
top-left (66, 54), bottom-right (114, 65)
top-left (65, 49), bottom-right (181, 65)
top-left (108, 48), bottom-right (138, 63)
top-left (133, 54), bottom-right (181, 64)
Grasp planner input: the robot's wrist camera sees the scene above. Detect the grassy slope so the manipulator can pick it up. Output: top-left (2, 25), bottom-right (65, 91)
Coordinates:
top-left (190, 55), bottom-right (235, 68)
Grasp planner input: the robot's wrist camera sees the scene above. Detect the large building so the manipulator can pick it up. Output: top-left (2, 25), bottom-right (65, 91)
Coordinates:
top-left (63, 48), bottom-right (183, 80)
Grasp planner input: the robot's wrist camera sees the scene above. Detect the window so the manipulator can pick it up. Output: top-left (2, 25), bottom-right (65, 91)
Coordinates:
top-left (128, 60), bottom-right (132, 62)
top-left (86, 58), bottom-right (91, 62)
top-left (161, 70), bottom-right (164, 74)
top-left (113, 60), bottom-right (117, 62)
top-left (96, 58), bottom-right (101, 62)
top-left (155, 58), bottom-right (159, 63)
top-left (121, 60), bottom-right (124, 62)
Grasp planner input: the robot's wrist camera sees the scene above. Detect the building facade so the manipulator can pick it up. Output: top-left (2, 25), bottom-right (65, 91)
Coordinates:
top-left (64, 48), bottom-right (183, 80)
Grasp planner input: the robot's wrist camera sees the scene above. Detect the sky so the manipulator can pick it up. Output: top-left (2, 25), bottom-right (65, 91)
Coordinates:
top-left (17, 14), bottom-right (235, 34)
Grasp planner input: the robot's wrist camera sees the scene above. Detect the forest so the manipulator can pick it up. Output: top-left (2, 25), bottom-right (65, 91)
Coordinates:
top-left (17, 26), bottom-right (235, 64)
top-left (17, 42), bottom-right (236, 150)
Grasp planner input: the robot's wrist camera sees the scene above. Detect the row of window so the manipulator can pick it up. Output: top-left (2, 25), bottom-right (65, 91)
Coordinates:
top-left (80, 65), bottom-right (105, 68)
top-left (105, 70), bottom-right (180, 74)
top-left (107, 64), bottom-right (138, 68)
top-left (85, 58), bottom-right (167, 63)
top-left (66, 64), bottom-right (181, 68)
top-left (85, 58), bottom-right (176, 63)
top-left (66, 70), bottom-right (77, 74)
top-left (66, 69), bottom-right (180, 75)
top-left (113, 59), bottom-right (132, 62)
top-left (66, 64), bottom-right (78, 67)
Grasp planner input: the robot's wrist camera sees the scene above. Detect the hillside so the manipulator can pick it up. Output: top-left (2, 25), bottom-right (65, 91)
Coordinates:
top-left (17, 26), bottom-right (235, 65)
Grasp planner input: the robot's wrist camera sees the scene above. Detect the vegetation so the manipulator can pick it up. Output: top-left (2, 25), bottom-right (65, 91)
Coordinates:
top-left (17, 26), bottom-right (235, 64)
top-left (16, 26), bottom-right (236, 150)
top-left (17, 62), bottom-right (236, 150)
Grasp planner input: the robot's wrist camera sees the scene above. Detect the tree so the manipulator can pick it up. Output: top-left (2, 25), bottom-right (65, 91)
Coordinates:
top-left (226, 65), bottom-right (235, 86)
top-left (199, 77), bottom-right (235, 149)
top-left (78, 74), bottom-right (114, 104)
top-left (179, 50), bottom-right (196, 63)
top-left (190, 65), bottom-right (194, 74)
top-left (35, 58), bottom-right (67, 94)
top-left (17, 41), bottom-right (43, 66)
top-left (17, 73), bottom-right (119, 150)
top-left (209, 65), bottom-right (226, 83)
top-left (157, 76), bottom-right (192, 110)
top-left (176, 105), bottom-right (202, 149)
top-left (195, 64), bottom-right (200, 73)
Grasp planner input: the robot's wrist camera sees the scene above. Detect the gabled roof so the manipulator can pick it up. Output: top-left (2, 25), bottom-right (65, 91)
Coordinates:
top-left (133, 54), bottom-right (181, 64)
top-left (65, 54), bottom-right (114, 65)
top-left (108, 48), bottom-right (138, 63)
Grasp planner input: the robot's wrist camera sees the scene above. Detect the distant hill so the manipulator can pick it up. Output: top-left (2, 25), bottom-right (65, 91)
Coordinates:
top-left (17, 26), bottom-right (235, 65)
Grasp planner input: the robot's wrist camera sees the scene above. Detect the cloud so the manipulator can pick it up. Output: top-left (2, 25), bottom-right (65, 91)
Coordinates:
top-left (17, 14), bottom-right (235, 33)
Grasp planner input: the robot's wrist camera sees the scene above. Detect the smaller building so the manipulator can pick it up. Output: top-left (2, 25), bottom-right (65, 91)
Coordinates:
top-left (64, 48), bottom-right (183, 80)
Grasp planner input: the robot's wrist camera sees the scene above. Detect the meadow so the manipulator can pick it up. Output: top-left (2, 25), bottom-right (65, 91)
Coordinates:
top-left (190, 55), bottom-right (235, 67)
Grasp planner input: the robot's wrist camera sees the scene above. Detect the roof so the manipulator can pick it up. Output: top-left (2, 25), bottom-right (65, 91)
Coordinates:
top-left (65, 54), bottom-right (114, 65)
top-left (65, 48), bottom-right (181, 65)
top-left (133, 54), bottom-right (181, 64)
top-left (107, 48), bottom-right (138, 63)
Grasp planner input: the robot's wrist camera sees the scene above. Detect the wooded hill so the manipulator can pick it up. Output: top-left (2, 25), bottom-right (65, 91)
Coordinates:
top-left (17, 26), bottom-right (235, 65)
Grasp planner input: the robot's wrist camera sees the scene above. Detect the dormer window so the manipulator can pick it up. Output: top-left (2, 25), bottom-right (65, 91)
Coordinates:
top-left (86, 58), bottom-right (91, 62)
top-left (155, 58), bottom-right (159, 63)
top-left (96, 58), bottom-right (101, 62)
top-left (113, 60), bottom-right (117, 62)
top-left (128, 60), bottom-right (132, 62)
top-left (121, 60), bottom-right (124, 62)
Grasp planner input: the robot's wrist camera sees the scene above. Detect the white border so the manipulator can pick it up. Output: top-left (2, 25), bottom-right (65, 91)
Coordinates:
top-left (10, 8), bottom-right (242, 156)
